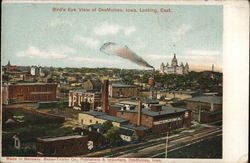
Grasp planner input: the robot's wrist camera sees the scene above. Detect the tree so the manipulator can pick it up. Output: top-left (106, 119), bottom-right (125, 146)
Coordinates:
top-left (99, 120), bottom-right (113, 134)
top-left (104, 127), bottom-right (122, 146)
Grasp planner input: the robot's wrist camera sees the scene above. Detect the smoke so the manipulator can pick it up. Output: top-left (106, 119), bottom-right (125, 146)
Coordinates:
top-left (100, 42), bottom-right (154, 68)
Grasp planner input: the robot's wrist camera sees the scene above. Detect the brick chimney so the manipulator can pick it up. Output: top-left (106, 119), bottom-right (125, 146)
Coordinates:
top-left (137, 100), bottom-right (142, 126)
top-left (102, 80), bottom-right (109, 113)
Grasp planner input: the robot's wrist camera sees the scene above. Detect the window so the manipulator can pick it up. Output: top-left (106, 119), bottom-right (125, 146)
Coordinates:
top-left (96, 121), bottom-right (98, 124)
top-left (90, 120), bottom-right (92, 123)
top-left (15, 140), bottom-right (19, 147)
top-left (81, 119), bottom-right (83, 124)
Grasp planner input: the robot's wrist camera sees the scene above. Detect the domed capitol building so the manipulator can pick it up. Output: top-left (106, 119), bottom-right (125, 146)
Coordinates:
top-left (160, 54), bottom-right (189, 74)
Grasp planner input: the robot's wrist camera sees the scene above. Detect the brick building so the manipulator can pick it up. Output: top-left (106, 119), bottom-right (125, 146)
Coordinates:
top-left (2, 83), bottom-right (57, 105)
top-left (108, 84), bottom-right (138, 98)
top-left (36, 134), bottom-right (88, 157)
top-left (69, 89), bottom-right (101, 110)
top-left (116, 101), bottom-right (192, 134)
top-left (184, 95), bottom-right (222, 123)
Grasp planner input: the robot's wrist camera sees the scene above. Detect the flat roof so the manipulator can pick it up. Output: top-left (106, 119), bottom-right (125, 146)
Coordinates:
top-left (185, 96), bottom-right (222, 105)
top-left (38, 135), bottom-right (85, 141)
top-left (9, 83), bottom-right (57, 86)
top-left (80, 111), bottom-right (106, 117)
top-left (69, 89), bottom-right (100, 93)
top-left (169, 90), bottom-right (198, 94)
top-left (118, 106), bottom-right (188, 117)
top-left (97, 115), bottom-right (128, 123)
top-left (111, 84), bottom-right (137, 88)
top-left (121, 123), bottom-right (149, 131)
top-left (80, 111), bottom-right (128, 123)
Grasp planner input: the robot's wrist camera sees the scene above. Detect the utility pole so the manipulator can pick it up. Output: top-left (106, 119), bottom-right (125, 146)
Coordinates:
top-left (165, 124), bottom-right (171, 158)
top-left (165, 131), bottom-right (169, 158)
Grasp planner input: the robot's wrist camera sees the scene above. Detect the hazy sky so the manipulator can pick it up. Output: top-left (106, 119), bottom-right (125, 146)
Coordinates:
top-left (2, 3), bottom-right (223, 71)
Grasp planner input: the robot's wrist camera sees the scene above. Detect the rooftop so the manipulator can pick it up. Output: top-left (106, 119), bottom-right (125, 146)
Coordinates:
top-left (38, 134), bottom-right (85, 141)
top-left (80, 111), bottom-right (128, 123)
top-left (9, 83), bottom-right (57, 86)
top-left (81, 111), bottom-right (106, 117)
top-left (169, 90), bottom-right (199, 95)
top-left (118, 106), bottom-right (188, 117)
top-left (111, 84), bottom-right (137, 88)
top-left (121, 123), bottom-right (149, 131)
top-left (69, 89), bottom-right (100, 93)
top-left (185, 96), bottom-right (222, 105)
top-left (98, 115), bottom-right (129, 123)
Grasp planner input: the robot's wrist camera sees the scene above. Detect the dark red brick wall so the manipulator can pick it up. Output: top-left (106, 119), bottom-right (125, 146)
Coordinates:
top-left (8, 84), bottom-right (57, 102)
top-left (200, 112), bottom-right (222, 123)
top-left (117, 110), bottom-right (192, 134)
top-left (108, 106), bottom-right (121, 117)
top-left (37, 136), bottom-right (88, 157)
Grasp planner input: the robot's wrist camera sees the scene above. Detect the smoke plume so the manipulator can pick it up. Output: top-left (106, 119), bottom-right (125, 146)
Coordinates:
top-left (100, 42), bottom-right (154, 68)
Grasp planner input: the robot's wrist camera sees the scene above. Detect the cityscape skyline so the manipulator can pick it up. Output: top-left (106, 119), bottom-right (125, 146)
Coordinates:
top-left (2, 3), bottom-right (223, 71)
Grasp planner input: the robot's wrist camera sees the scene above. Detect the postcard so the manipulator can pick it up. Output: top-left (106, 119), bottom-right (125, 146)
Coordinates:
top-left (1, 0), bottom-right (249, 163)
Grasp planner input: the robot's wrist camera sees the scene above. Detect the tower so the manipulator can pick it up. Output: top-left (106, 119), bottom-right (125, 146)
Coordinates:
top-left (171, 54), bottom-right (178, 66)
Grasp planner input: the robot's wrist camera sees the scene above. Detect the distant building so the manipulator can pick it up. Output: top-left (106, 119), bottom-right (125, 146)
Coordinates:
top-left (83, 79), bottom-right (102, 90)
top-left (30, 66), bottom-right (43, 76)
top-left (160, 90), bottom-right (199, 100)
top-left (5, 60), bottom-right (21, 72)
top-left (69, 89), bottom-right (102, 110)
top-left (184, 95), bottom-right (222, 123)
top-left (108, 84), bottom-right (138, 98)
top-left (2, 83), bottom-right (57, 105)
top-left (36, 134), bottom-right (88, 157)
top-left (160, 54), bottom-right (189, 74)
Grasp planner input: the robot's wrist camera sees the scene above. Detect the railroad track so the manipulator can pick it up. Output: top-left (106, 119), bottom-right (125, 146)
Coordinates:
top-left (115, 127), bottom-right (222, 158)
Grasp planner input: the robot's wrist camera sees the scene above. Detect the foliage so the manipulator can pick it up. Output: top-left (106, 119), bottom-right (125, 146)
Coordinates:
top-left (104, 127), bottom-right (122, 146)
top-left (99, 120), bottom-right (113, 134)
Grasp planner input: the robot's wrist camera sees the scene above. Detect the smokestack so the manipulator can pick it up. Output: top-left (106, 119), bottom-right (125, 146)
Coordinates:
top-left (102, 80), bottom-right (109, 113)
top-left (137, 100), bottom-right (142, 126)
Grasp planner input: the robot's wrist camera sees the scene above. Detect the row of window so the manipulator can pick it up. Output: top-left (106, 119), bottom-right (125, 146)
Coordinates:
top-left (14, 86), bottom-right (54, 92)
top-left (23, 94), bottom-right (53, 101)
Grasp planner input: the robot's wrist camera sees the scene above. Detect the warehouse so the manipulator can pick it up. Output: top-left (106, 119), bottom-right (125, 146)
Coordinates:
top-left (116, 101), bottom-right (192, 134)
top-left (184, 95), bottom-right (222, 123)
top-left (108, 83), bottom-right (138, 98)
top-left (2, 83), bottom-right (57, 105)
top-left (36, 134), bottom-right (88, 157)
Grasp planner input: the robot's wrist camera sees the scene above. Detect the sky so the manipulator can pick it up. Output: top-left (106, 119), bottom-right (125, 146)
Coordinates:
top-left (2, 3), bottom-right (223, 71)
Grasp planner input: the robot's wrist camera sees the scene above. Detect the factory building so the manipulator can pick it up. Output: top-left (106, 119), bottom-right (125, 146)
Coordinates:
top-left (108, 83), bottom-right (138, 98)
top-left (78, 111), bottom-right (129, 127)
top-left (2, 83), bottom-right (57, 105)
top-left (69, 89), bottom-right (101, 110)
top-left (36, 134), bottom-right (88, 157)
top-left (116, 101), bottom-right (192, 134)
top-left (184, 95), bottom-right (222, 123)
